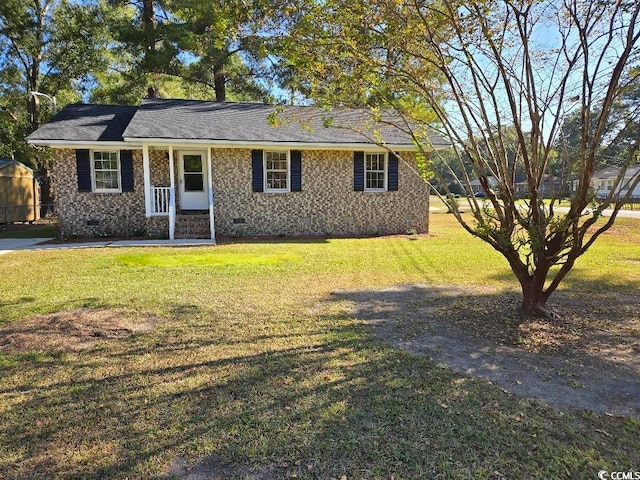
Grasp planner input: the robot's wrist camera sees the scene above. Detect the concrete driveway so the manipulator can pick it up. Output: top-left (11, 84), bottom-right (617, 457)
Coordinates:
top-left (0, 238), bottom-right (54, 255)
top-left (0, 238), bottom-right (217, 256)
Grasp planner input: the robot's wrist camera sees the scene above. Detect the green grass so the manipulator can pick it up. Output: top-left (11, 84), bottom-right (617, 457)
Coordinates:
top-left (0, 213), bottom-right (639, 479)
top-left (0, 223), bottom-right (59, 239)
top-left (116, 250), bottom-right (302, 268)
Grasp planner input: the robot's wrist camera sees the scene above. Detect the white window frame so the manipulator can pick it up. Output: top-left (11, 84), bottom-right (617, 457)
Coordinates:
top-left (91, 150), bottom-right (121, 193)
top-left (364, 152), bottom-right (387, 192)
top-left (263, 150), bottom-right (290, 193)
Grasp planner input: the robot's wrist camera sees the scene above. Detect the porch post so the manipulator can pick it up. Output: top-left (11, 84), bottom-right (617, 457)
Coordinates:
top-left (168, 146), bottom-right (176, 240)
top-left (206, 147), bottom-right (216, 242)
top-left (142, 144), bottom-right (151, 217)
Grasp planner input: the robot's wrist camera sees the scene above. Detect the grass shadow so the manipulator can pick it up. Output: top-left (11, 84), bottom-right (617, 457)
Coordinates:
top-left (1, 292), bottom-right (639, 479)
top-left (329, 284), bottom-right (640, 415)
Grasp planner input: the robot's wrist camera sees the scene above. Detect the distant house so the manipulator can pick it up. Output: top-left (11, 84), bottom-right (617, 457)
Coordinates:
top-left (27, 98), bottom-right (448, 240)
top-left (514, 174), bottom-right (562, 198)
top-left (0, 159), bottom-right (39, 223)
top-left (469, 175), bottom-right (499, 194)
top-left (591, 165), bottom-right (640, 200)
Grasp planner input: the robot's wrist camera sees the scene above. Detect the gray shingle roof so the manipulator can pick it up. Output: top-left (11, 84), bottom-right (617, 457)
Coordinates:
top-left (123, 98), bottom-right (449, 147)
top-left (27, 104), bottom-right (138, 142)
top-left (593, 165), bottom-right (640, 179)
top-left (28, 98), bottom-right (450, 148)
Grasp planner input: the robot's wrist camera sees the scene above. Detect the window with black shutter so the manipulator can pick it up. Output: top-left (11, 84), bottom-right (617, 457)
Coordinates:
top-left (77, 149), bottom-right (133, 193)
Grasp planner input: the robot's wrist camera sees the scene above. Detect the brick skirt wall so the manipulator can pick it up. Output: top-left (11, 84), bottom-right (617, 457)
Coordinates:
top-left (52, 147), bottom-right (429, 238)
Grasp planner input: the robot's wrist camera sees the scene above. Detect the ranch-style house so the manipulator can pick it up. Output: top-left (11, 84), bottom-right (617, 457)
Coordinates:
top-left (27, 98), bottom-right (448, 241)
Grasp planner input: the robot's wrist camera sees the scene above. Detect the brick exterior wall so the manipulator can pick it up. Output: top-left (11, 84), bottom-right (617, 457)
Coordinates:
top-left (52, 147), bottom-right (430, 238)
top-left (211, 148), bottom-right (429, 236)
top-left (52, 148), bottom-right (147, 237)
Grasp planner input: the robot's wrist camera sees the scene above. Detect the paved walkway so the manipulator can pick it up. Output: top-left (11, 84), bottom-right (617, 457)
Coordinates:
top-left (0, 238), bottom-right (216, 256)
top-left (431, 205), bottom-right (640, 218)
top-left (552, 206), bottom-right (640, 219)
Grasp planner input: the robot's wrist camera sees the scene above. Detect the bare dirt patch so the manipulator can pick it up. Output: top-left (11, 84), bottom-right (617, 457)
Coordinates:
top-left (0, 308), bottom-right (156, 353)
top-left (167, 456), bottom-right (316, 480)
top-left (334, 284), bottom-right (640, 417)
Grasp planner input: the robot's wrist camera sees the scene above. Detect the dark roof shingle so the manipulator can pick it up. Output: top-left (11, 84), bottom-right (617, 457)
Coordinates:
top-left (27, 104), bottom-right (138, 142)
top-left (28, 98), bottom-right (450, 148)
top-left (122, 98), bottom-right (447, 147)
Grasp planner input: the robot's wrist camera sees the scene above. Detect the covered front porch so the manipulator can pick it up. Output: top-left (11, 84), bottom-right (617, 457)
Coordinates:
top-left (141, 145), bottom-right (216, 241)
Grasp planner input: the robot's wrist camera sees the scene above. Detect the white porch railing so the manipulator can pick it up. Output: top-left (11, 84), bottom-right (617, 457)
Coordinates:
top-left (151, 186), bottom-right (171, 216)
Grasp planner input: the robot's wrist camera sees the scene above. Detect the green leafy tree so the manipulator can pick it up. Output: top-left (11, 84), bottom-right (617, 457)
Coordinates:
top-left (0, 0), bottom-right (114, 210)
top-left (103, 0), bottom-right (281, 103)
top-left (558, 68), bottom-right (640, 171)
top-left (0, 73), bottom-right (32, 163)
top-left (287, 0), bottom-right (640, 318)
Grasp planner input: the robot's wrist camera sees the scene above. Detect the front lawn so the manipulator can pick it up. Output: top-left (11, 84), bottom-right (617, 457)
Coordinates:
top-left (0, 222), bottom-right (59, 239)
top-left (0, 213), bottom-right (638, 479)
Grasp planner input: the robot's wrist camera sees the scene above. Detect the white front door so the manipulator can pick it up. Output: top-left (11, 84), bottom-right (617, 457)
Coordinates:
top-left (179, 151), bottom-right (208, 210)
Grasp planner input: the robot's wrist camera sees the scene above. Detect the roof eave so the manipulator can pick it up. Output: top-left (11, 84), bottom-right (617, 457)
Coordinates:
top-left (123, 137), bottom-right (443, 151)
top-left (26, 139), bottom-right (139, 148)
top-left (27, 137), bottom-right (450, 152)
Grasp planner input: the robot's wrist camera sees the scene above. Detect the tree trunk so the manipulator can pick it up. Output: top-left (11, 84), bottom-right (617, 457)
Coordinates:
top-left (38, 158), bottom-right (53, 218)
top-left (27, 60), bottom-right (53, 216)
top-left (29, 95), bottom-right (40, 131)
top-left (142, 0), bottom-right (156, 54)
top-left (28, 62), bottom-right (40, 131)
top-left (518, 274), bottom-right (552, 319)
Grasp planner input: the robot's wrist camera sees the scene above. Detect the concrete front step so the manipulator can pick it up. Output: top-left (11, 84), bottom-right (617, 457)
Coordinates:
top-left (175, 214), bottom-right (211, 239)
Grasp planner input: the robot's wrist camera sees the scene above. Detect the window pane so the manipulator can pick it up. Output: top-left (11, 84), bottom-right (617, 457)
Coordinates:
top-left (366, 153), bottom-right (384, 171)
top-left (96, 170), bottom-right (119, 190)
top-left (365, 153), bottom-right (385, 190)
top-left (366, 172), bottom-right (384, 189)
top-left (266, 151), bottom-right (287, 171)
top-left (267, 172), bottom-right (287, 190)
top-left (267, 159), bottom-right (287, 170)
top-left (184, 173), bottom-right (204, 191)
top-left (266, 151), bottom-right (286, 162)
top-left (265, 151), bottom-right (288, 190)
top-left (183, 155), bottom-right (202, 173)
top-left (93, 151), bottom-right (120, 190)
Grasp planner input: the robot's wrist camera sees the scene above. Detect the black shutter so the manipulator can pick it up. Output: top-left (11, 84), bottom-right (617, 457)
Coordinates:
top-left (252, 149), bottom-right (264, 192)
top-left (353, 151), bottom-right (365, 191)
top-left (120, 150), bottom-right (134, 192)
top-left (291, 150), bottom-right (302, 191)
top-left (388, 152), bottom-right (399, 191)
top-left (76, 149), bottom-right (91, 192)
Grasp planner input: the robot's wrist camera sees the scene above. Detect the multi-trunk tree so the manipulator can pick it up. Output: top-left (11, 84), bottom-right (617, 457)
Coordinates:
top-left (287, 0), bottom-right (640, 318)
